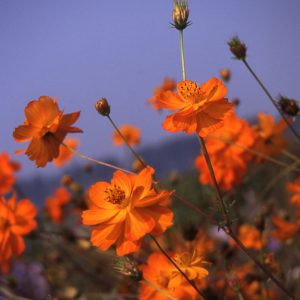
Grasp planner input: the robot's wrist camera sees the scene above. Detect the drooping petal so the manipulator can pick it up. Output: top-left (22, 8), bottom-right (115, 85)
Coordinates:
top-left (13, 125), bottom-right (40, 142)
top-left (82, 208), bottom-right (126, 225)
top-left (116, 237), bottom-right (141, 256)
top-left (90, 222), bottom-right (122, 251)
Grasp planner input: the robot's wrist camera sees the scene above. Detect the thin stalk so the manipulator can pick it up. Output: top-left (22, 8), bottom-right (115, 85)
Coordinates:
top-left (61, 142), bottom-right (134, 174)
top-left (197, 135), bottom-right (231, 227)
top-left (149, 234), bottom-right (205, 299)
top-left (142, 279), bottom-right (178, 300)
top-left (282, 150), bottom-right (300, 162)
top-left (242, 59), bottom-right (300, 143)
top-left (179, 30), bottom-right (187, 80)
top-left (259, 160), bottom-right (299, 199)
top-left (106, 115), bottom-right (147, 168)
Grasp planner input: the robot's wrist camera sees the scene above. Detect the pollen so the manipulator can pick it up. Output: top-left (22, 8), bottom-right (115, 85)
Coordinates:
top-left (104, 185), bottom-right (126, 205)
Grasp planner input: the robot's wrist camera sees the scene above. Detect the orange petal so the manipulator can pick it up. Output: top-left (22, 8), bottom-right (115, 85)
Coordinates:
top-left (116, 237), bottom-right (141, 256)
top-left (90, 222), bottom-right (122, 251)
top-left (13, 125), bottom-right (40, 142)
top-left (82, 208), bottom-right (125, 225)
top-left (200, 77), bottom-right (227, 102)
top-left (124, 208), bottom-right (155, 241)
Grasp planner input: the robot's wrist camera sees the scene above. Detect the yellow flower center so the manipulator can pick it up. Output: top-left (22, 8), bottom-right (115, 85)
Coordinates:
top-left (104, 185), bottom-right (126, 205)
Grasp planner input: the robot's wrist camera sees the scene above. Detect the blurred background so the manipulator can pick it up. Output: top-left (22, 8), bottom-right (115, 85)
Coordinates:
top-left (1, 0), bottom-right (300, 181)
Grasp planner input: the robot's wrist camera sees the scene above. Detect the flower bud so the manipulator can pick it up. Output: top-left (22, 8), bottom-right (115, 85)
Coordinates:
top-left (114, 257), bottom-right (142, 281)
top-left (278, 95), bottom-right (299, 117)
top-left (172, 1), bottom-right (190, 31)
top-left (228, 36), bottom-right (247, 60)
top-left (182, 224), bottom-right (198, 241)
top-left (232, 97), bottom-right (240, 106)
top-left (95, 98), bottom-right (110, 116)
top-left (219, 68), bottom-right (231, 82)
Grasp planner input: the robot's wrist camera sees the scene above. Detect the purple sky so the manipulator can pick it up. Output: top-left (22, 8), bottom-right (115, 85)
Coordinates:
top-left (1, 0), bottom-right (300, 177)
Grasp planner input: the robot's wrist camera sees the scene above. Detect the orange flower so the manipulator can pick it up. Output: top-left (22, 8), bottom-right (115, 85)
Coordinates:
top-left (147, 77), bottom-right (177, 110)
top-left (112, 124), bottom-right (141, 147)
top-left (237, 224), bottom-right (265, 250)
top-left (82, 167), bottom-right (173, 256)
top-left (0, 193), bottom-right (37, 274)
top-left (252, 113), bottom-right (287, 163)
top-left (287, 177), bottom-right (300, 207)
top-left (45, 187), bottom-right (71, 223)
top-left (160, 78), bottom-right (233, 137)
top-left (0, 153), bottom-right (20, 195)
top-left (195, 113), bottom-right (255, 190)
top-left (140, 252), bottom-right (202, 300)
top-left (272, 216), bottom-right (299, 241)
top-left (53, 138), bottom-right (79, 167)
top-left (13, 96), bottom-right (82, 167)
top-left (196, 154), bottom-right (247, 191)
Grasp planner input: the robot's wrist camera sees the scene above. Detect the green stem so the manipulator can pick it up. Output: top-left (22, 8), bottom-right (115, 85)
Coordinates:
top-left (61, 142), bottom-right (134, 174)
top-left (179, 30), bottom-right (187, 80)
top-left (242, 59), bottom-right (300, 143)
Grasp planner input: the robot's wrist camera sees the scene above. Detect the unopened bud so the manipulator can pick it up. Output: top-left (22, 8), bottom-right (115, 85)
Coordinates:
top-left (278, 95), bottom-right (299, 117)
top-left (228, 36), bottom-right (247, 60)
top-left (232, 98), bottom-right (240, 106)
top-left (219, 68), bottom-right (231, 82)
top-left (182, 224), bottom-right (198, 241)
top-left (114, 257), bottom-right (142, 281)
top-left (172, 1), bottom-right (190, 31)
top-left (95, 98), bottom-right (110, 116)
top-left (60, 175), bottom-right (74, 186)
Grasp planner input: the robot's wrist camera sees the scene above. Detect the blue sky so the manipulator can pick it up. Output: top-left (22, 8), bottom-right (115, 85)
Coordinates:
top-left (1, 0), bottom-right (300, 177)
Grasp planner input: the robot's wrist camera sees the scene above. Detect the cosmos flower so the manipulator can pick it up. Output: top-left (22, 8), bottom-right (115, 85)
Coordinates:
top-left (13, 96), bottom-right (82, 167)
top-left (0, 152), bottom-right (20, 195)
top-left (160, 78), bottom-right (233, 137)
top-left (140, 251), bottom-right (207, 300)
top-left (251, 113), bottom-right (287, 163)
top-left (112, 124), bottom-right (141, 147)
top-left (0, 193), bottom-right (37, 274)
top-left (82, 167), bottom-right (173, 256)
top-left (45, 187), bottom-right (71, 223)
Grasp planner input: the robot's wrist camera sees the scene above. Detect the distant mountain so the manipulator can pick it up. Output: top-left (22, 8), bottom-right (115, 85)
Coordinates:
top-left (18, 136), bottom-right (200, 206)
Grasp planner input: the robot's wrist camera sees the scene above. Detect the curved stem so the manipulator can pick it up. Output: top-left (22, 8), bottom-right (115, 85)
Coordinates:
top-left (259, 160), bottom-right (299, 199)
top-left (149, 234), bottom-right (205, 299)
top-left (61, 142), bottom-right (134, 174)
top-left (242, 59), bottom-right (300, 143)
top-left (106, 115), bottom-right (147, 168)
